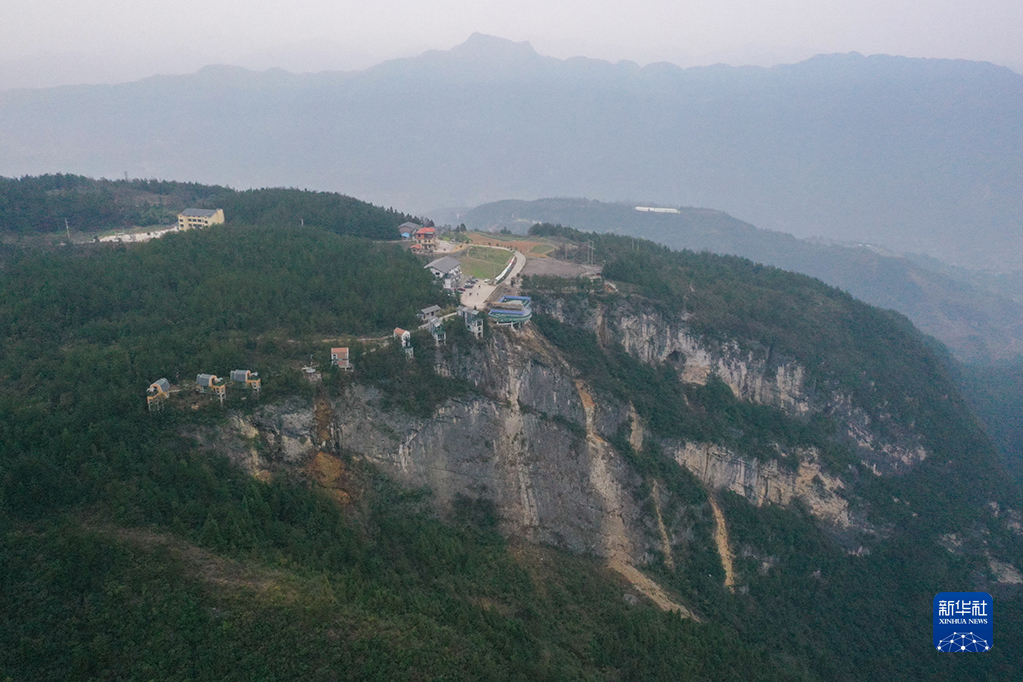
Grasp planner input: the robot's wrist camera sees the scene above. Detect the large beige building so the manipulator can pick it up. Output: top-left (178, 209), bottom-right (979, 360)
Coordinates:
top-left (177, 208), bottom-right (225, 231)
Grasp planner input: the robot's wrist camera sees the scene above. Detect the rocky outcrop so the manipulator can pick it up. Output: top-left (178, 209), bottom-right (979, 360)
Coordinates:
top-left (191, 398), bottom-right (316, 481)
top-left (663, 440), bottom-right (856, 530)
top-left (543, 297), bottom-right (814, 413)
top-left (544, 296), bottom-right (929, 475)
top-left (614, 313), bottom-right (813, 414)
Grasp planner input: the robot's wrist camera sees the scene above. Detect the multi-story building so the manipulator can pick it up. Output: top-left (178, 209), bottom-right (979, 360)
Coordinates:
top-left (413, 226), bottom-right (437, 253)
top-left (330, 347), bottom-right (353, 371)
top-left (196, 373), bottom-right (227, 402)
top-left (177, 208), bottom-right (225, 231)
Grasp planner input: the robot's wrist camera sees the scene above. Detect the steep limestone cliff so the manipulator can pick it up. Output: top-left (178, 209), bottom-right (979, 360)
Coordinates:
top-left (546, 295), bottom-right (931, 475)
top-left (544, 297), bottom-right (814, 413)
top-left (334, 328), bottom-right (649, 561)
top-left (663, 440), bottom-right (856, 530)
top-left (212, 295), bottom-right (952, 602)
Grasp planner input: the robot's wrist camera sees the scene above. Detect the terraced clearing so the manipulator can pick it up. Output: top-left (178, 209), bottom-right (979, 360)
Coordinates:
top-left (456, 245), bottom-right (514, 279)
top-left (464, 232), bottom-right (555, 257)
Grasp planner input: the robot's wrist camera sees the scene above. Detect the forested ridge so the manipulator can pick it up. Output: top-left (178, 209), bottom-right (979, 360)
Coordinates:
top-left (0, 201), bottom-right (1020, 678)
top-left (0, 217), bottom-right (797, 679)
top-left (0, 174), bottom-right (414, 239)
top-left (526, 223), bottom-right (1023, 678)
top-left (530, 223), bottom-right (1012, 519)
top-left (468, 196), bottom-right (1023, 365)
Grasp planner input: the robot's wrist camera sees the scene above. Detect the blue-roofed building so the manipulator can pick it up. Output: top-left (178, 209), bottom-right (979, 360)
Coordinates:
top-left (488, 295), bottom-right (532, 326)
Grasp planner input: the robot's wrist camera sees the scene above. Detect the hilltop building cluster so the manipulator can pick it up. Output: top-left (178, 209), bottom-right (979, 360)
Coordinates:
top-left (101, 207), bottom-right (226, 244)
top-left (401, 221), bottom-right (437, 254)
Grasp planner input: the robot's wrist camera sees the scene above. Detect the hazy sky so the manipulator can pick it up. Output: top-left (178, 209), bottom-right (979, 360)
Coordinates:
top-left (3, 0), bottom-right (1022, 89)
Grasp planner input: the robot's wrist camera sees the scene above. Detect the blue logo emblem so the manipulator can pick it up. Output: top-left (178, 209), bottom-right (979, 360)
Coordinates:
top-left (933, 592), bottom-right (992, 652)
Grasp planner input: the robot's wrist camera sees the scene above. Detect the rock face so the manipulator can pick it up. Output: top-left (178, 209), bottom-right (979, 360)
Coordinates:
top-left (221, 297), bottom-right (936, 580)
top-left (664, 441), bottom-right (855, 529)
top-left (546, 297), bottom-right (815, 413)
top-left (333, 328), bottom-right (648, 562)
top-left (545, 297), bottom-right (929, 473)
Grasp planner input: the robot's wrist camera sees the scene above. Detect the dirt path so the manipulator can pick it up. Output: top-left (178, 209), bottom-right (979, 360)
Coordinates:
top-left (609, 560), bottom-right (699, 620)
top-left (708, 495), bottom-right (736, 591)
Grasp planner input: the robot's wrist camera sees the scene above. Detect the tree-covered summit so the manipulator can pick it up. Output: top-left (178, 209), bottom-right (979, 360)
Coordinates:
top-left (0, 174), bottom-right (415, 239)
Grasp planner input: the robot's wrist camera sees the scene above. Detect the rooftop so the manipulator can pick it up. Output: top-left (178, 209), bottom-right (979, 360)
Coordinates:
top-left (179, 208), bottom-right (220, 217)
top-left (426, 256), bottom-right (461, 274)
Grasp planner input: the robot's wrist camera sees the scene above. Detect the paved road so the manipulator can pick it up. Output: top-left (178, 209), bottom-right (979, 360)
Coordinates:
top-left (459, 250), bottom-right (525, 309)
top-left (506, 249), bottom-right (527, 281)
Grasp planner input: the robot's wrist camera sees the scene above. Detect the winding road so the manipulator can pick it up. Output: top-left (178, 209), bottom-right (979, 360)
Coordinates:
top-left (459, 249), bottom-right (526, 308)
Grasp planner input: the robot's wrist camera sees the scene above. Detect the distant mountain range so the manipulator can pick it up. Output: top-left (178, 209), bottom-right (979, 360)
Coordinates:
top-left (2, 33), bottom-right (1022, 271)
top-left (463, 197), bottom-right (1023, 363)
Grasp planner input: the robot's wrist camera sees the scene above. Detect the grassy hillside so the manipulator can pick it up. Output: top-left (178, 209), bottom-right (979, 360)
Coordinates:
top-left (455, 245), bottom-right (514, 279)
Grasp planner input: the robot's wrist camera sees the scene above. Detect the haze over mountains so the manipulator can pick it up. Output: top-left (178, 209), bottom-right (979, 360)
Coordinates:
top-left (2, 33), bottom-right (1022, 271)
top-left (464, 197), bottom-right (1023, 363)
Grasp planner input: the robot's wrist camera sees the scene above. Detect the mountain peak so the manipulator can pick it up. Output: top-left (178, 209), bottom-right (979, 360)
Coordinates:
top-left (449, 33), bottom-right (540, 61)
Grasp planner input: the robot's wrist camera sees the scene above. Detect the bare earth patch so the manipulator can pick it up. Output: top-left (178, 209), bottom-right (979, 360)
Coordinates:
top-left (86, 525), bottom-right (299, 600)
top-left (709, 496), bottom-right (737, 592)
top-left (520, 258), bottom-right (602, 278)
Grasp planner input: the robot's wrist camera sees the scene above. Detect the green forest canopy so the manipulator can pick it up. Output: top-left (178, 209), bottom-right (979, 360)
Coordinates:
top-left (0, 218), bottom-right (795, 680)
top-left (0, 174), bottom-right (415, 239)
